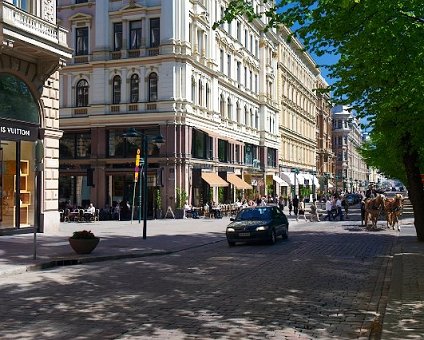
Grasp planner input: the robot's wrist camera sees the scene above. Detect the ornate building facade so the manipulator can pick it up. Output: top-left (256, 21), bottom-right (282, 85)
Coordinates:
top-left (315, 75), bottom-right (335, 194)
top-left (276, 27), bottom-right (320, 199)
top-left (331, 105), bottom-right (368, 193)
top-left (0, 0), bottom-right (71, 233)
top-left (57, 0), bottom-right (282, 216)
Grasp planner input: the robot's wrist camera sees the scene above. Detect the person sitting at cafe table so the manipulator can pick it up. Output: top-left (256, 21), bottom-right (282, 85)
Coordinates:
top-left (84, 203), bottom-right (96, 221)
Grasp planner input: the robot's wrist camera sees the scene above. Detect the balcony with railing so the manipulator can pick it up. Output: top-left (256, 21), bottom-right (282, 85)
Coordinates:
top-left (0, 2), bottom-right (69, 50)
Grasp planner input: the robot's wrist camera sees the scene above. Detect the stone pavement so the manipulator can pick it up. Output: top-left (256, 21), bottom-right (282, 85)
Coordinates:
top-left (0, 211), bottom-right (423, 339)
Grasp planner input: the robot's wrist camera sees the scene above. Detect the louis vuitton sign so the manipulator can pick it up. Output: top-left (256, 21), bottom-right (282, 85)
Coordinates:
top-left (0, 119), bottom-right (38, 141)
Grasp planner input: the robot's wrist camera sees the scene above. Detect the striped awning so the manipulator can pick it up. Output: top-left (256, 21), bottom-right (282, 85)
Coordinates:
top-left (201, 172), bottom-right (229, 187)
top-left (227, 173), bottom-right (252, 190)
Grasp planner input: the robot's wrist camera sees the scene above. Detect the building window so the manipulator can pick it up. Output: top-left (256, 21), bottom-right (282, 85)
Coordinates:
top-left (267, 148), bottom-right (277, 167)
top-left (113, 23), bottom-right (122, 51)
top-left (227, 54), bottom-right (231, 78)
top-left (130, 74), bottom-right (139, 103)
top-left (107, 129), bottom-right (140, 158)
top-left (227, 98), bottom-right (232, 120)
top-left (59, 132), bottom-right (91, 159)
top-left (218, 139), bottom-right (229, 162)
top-left (205, 83), bottom-right (210, 108)
top-left (76, 79), bottom-right (89, 107)
top-left (220, 50), bottom-right (224, 73)
top-left (13, 0), bottom-right (32, 13)
top-left (75, 0), bottom-right (88, 3)
top-left (192, 130), bottom-right (208, 159)
top-left (112, 75), bottom-right (121, 104)
top-left (150, 18), bottom-right (160, 47)
top-left (129, 20), bottom-right (142, 50)
top-left (75, 27), bottom-right (88, 55)
top-left (220, 95), bottom-right (225, 118)
top-left (148, 73), bottom-right (158, 102)
top-left (198, 80), bottom-right (203, 106)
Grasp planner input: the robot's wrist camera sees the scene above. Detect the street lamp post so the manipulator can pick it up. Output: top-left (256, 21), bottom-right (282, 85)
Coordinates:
top-left (122, 128), bottom-right (165, 239)
top-left (291, 168), bottom-right (299, 197)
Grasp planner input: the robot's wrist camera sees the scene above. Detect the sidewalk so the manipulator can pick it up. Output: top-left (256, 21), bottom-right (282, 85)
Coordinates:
top-left (0, 217), bottom-right (230, 276)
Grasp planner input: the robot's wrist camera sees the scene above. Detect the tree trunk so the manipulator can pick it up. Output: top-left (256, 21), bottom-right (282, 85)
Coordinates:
top-left (402, 140), bottom-right (424, 241)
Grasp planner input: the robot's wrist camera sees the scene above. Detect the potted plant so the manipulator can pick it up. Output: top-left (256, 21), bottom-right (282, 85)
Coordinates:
top-left (155, 187), bottom-right (162, 219)
top-left (175, 187), bottom-right (188, 219)
top-left (68, 230), bottom-right (100, 255)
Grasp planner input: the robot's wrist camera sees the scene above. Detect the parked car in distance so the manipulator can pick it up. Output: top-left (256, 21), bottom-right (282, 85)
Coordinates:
top-left (226, 206), bottom-right (289, 246)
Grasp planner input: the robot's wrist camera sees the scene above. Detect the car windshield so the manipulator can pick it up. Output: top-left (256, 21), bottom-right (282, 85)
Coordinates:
top-left (236, 208), bottom-right (272, 221)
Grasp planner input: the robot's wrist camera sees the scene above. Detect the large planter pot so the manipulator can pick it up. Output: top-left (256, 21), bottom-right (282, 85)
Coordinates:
top-left (68, 237), bottom-right (100, 255)
top-left (174, 208), bottom-right (184, 219)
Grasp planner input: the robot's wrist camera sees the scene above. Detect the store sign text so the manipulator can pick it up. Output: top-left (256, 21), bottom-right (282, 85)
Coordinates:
top-left (0, 126), bottom-right (31, 137)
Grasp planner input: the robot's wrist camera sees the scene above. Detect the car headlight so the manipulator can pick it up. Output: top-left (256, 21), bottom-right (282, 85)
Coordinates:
top-left (227, 227), bottom-right (235, 232)
top-left (256, 226), bottom-right (269, 231)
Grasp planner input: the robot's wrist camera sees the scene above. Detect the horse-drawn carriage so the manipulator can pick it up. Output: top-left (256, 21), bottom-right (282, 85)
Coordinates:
top-left (362, 193), bottom-right (404, 230)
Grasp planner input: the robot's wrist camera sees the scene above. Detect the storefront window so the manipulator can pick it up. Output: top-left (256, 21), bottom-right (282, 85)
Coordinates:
top-left (59, 132), bottom-right (91, 159)
top-left (0, 141), bottom-right (35, 229)
top-left (59, 175), bottom-right (91, 209)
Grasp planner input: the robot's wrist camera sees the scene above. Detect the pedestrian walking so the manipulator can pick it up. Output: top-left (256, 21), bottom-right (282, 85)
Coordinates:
top-left (288, 198), bottom-right (293, 215)
top-left (324, 197), bottom-right (333, 221)
top-left (296, 197), bottom-right (307, 221)
top-left (293, 195), bottom-right (299, 216)
top-left (336, 196), bottom-right (343, 221)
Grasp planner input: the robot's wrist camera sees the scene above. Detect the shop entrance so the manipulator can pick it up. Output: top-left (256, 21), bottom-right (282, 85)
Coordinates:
top-left (0, 140), bottom-right (36, 229)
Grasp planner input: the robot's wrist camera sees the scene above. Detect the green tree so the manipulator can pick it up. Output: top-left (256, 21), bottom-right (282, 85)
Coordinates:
top-left (217, 0), bottom-right (424, 240)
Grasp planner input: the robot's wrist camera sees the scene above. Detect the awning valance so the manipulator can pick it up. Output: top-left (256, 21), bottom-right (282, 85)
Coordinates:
top-left (227, 173), bottom-right (252, 190)
top-left (201, 172), bottom-right (229, 187)
top-left (273, 175), bottom-right (289, 187)
top-left (280, 172), bottom-right (299, 186)
top-left (301, 174), bottom-right (319, 186)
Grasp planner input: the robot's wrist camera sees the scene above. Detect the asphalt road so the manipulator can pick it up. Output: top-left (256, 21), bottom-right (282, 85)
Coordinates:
top-left (0, 205), bottom-right (399, 339)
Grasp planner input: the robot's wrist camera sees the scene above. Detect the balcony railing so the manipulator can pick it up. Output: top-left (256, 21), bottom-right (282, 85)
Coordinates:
top-left (1, 2), bottom-right (68, 46)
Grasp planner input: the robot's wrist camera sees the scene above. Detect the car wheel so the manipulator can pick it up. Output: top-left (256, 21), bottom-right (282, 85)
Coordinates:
top-left (228, 241), bottom-right (236, 247)
top-left (269, 229), bottom-right (276, 244)
top-left (282, 227), bottom-right (288, 240)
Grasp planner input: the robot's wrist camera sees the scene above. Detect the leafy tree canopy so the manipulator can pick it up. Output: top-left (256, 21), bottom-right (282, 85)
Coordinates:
top-left (216, 0), bottom-right (424, 179)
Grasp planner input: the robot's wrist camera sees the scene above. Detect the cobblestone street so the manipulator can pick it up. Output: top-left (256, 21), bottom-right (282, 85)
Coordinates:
top-left (0, 208), bottom-right (399, 339)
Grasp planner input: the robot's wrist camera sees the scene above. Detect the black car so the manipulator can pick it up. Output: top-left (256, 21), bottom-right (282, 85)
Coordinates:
top-left (226, 206), bottom-right (289, 246)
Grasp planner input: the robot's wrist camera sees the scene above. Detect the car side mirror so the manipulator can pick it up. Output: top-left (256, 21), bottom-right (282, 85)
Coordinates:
top-left (230, 217), bottom-right (235, 221)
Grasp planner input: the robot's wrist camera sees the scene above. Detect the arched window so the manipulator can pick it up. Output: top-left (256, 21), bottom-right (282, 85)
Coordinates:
top-left (220, 94), bottom-right (225, 118)
top-left (112, 75), bottom-right (121, 104)
top-left (130, 74), bottom-right (139, 103)
top-left (76, 79), bottom-right (89, 107)
top-left (198, 79), bottom-right (203, 106)
top-left (255, 111), bottom-right (259, 130)
top-left (250, 109), bottom-right (254, 128)
top-left (236, 102), bottom-right (241, 123)
top-left (148, 73), bottom-right (158, 101)
top-left (205, 83), bottom-right (210, 108)
top-left (191, 77), bottom-right (196, 103)
top-left (227, 98), bottom-right (232, 120)
top-left (244, 106), bottom-right (249, 126)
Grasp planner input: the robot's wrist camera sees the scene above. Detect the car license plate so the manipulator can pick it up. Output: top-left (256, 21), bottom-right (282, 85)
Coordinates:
top-left (238, 232), bottom-right (250, 237)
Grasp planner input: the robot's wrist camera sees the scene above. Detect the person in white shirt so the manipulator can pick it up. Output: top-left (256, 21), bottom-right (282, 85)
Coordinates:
top-left (325, 198), bottom-right (333, 221)
top-left (87, 203), bottom-right (95, 214)
top-left (296, 197), bottom-right (307, 221)
top-left (183, 201), bottom-right (191, 219)
top-left (335, 197), bottom-right (343, 221)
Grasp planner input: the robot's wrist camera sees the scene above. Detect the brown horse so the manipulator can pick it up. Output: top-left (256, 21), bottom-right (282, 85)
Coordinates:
top-left (363, 194), bottom-right (385, 230)
top-left (383, 194), bottom-right (404, 231)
